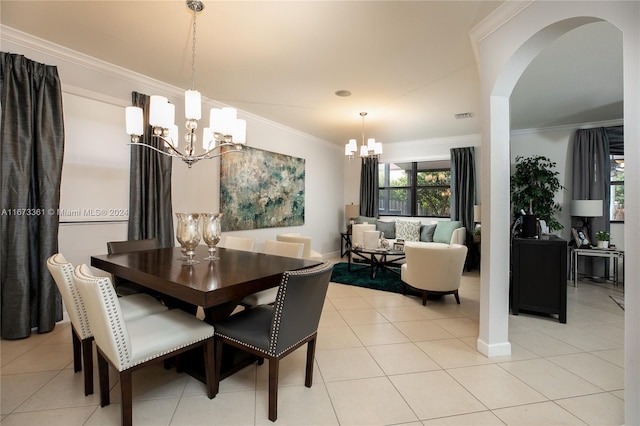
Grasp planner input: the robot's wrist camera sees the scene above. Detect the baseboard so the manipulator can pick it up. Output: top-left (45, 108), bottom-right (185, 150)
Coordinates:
top-left (477, 338), bottom-right (512, 357)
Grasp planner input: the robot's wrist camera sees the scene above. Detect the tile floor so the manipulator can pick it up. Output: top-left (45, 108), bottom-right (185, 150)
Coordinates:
top-left (1, 261), bottom-right (625, 425)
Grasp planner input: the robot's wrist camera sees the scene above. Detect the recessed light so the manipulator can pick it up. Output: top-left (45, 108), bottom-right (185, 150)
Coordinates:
top-left (335, 90), bottom-right (351, 97)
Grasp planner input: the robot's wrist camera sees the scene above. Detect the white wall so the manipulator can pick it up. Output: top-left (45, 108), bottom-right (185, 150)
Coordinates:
top-left (2, 27), bottom-right (345, 269)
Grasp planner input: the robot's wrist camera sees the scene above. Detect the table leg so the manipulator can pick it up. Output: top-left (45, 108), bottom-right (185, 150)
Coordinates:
top-left (573, 250), bottom-right (578, 287)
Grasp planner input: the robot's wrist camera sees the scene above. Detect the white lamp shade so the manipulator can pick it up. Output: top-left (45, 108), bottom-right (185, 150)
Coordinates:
top-left (367, 138), bottom-right (376, 150)
top-left (345, 144), bottom-right (352, 155)
top-left (348, 139), bottom-right (357, 152)
top-left (571, 199), bottom-right (603, 217)
top-left (233, 119), bottom-right (246, 144)
top-left (202, 127), bottom-right (214, 150)
top-left (209, 108), bottom-right (222, 133)
top-left (184, 90), bottom-right (201, 120)
top-left (164, 102), bottom-right (175, 129)
top-left (125, 106), bottom-right (144, 136)
top-left (149, 95), bottom-right (168, 127)
top-left (374, 142), bottom-right (383, 155)
top-left (474, 205), bottom-right (481, 223)
top-left (360, 145), bottom-right (368, 156)
top-left (220, 107), bottom-right (237, 136)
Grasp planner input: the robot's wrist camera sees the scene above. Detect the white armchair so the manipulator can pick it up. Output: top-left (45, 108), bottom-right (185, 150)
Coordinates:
top-left (400, 242), bottom-right (468, 305)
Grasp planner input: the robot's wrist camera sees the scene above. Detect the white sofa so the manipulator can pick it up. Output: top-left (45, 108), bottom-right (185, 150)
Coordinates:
top-left (352, 219), bottom-right (466, 249)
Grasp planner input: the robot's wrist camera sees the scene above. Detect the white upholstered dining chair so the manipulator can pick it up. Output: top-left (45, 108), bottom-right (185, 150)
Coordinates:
top-left (239, 240), bottom-right (305, 307)
top-left (275, 233), bottom-right (322, 260)
top-left (218, 235), bottom-right (256, 251)
top-left (46, 254), bottom-right (168, 396)
top-left (72, 264), bottom-right (215, 426)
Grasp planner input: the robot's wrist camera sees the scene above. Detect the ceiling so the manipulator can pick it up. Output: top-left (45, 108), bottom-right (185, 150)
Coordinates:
top-left (1, 1), bottom-right (623, 147)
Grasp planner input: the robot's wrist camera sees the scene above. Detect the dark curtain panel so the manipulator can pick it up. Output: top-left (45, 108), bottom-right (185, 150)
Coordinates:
top-left (572, 127), bottom-right (610, 277)
top-left (450, 147), bottom-right (476, 237)
top-left (359, 157), bottom-right (379, 218)
top-left (1, 53), bottom-right (64, 338)
top-left (127, 92), bottom-right (174, 247)
top-left (605, 125), bottom-right (623, 155)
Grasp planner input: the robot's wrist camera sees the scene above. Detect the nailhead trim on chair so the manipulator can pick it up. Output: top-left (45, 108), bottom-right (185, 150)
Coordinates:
top-left (49, 256), bottom-right (92, 339)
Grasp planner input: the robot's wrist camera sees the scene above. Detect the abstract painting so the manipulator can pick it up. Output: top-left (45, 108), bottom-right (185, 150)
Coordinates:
top-left (220, 146), bottom-right (305, 231)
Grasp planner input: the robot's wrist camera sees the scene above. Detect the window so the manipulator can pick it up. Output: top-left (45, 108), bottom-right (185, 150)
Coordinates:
top-left (378, 161), bottom-right (451, 217)
top-left (610, 155), bottom-right (624, 222)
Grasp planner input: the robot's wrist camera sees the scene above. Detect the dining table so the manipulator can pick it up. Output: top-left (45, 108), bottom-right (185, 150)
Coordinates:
top-left (91, 245), bottom-right (321, 380)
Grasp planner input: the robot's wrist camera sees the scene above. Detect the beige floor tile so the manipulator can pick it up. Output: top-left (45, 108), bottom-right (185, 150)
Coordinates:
top-left (350, 323), bottom-right (409, 345)
top-left (547, 352), bottom-right (624, 391)
top-left (339, 308), bottom-right (389, 326)
top-left (86, 397), bottom-right (179, 426)
top-left (255, 349), bottom-right (322, 389)
top-left (394, 320), bottom-right (455, 342)
top-left (422, 410), bottom-right (504, 425)
top-left (318, 310), bottom-right (347, 328)
top-left (328, 296), bottom-right (373, 311)
top-left (0, 371), bottom-right (58, 414)
top-left (315, 347), bottom-right (384, 382)
top-left (366, 342), bottom-right (440, 375)
top-left (416, 339), bottom-right (493, 369)
top-left (315, 326), bottom-right (362, 350)
top-left (0, 405), bottom-right (97, 426)
top-left (492, 400), bottom-right (585, 425)
top-left (362, 293), bottom-right (415, 308)
top-left (172, 391), bottom-right (256, 425)
top-left (498, 358), bottom-right (602, 399)
top-left (326, 283), bottom-right (362, 299)
top-left (555, 392), bottom-right (625, 426)
top-left (1, 342), bottom-right (73, 374)
top-left (390, 370), bottom-right (486, 420)
top-left (254, 384), bottom-right (338, 425)
top-left (540, 325), bottom-right (621, 352)
top-left (376, 305), bottom-right (431, 322)
top-left (591, 348), bottom-right (624, 368)
top-left (433, 317), bottom-right (480, 338)
top-left (508, 330), bottom-right (582, 357)
top-left (326, 376), bottom-right (418, 425)
top-left (447, 364), bottom-right (546, 409)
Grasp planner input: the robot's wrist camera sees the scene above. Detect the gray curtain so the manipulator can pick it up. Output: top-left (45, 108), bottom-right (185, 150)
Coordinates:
top-left (450, 147), bottom-right (476, 237)
top-left (359, 157), bottom-right (379, 218)
top-left (572, 127), bottom-right (610, 277)
top-left (1, 53), bottom-right (64, 339)
top-left (127, 92), bottom-right (174, 247)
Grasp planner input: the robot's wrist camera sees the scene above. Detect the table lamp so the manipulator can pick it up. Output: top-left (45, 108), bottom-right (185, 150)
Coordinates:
top-left (345, 204), bottom-right (360, 231)
top-left (570, 199), bottom-right (602, 236)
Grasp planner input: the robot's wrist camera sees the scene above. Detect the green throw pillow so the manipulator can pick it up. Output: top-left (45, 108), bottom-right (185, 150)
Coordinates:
top-left (396, 219), bottom-right (421, 241)
top-left (420, 224), bottom-right (437, 242)
top-left (376, 220), bottom-right (396, 239)
top-left (433, 220), bottom-right (463, 244)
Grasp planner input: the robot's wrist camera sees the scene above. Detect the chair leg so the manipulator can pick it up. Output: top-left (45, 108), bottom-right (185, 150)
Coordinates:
top-left (81, 337), bottom-right (94, 395)
top-left (454, 290), bottom-right (460, 304)
top-left (422, 291), bottom-right (428, 306)
top-left (97, 352), bottom-right (110, 407)
top-left (72, 328), bottom-right (82, 373)
top-left (214, 338), bottom-right (224, 395)
top-left (268, 357), bottom-right (279, 422)
top-left (203, 338), bottom-right (216, 399)
top-left (119, 370), bottom-right (133, 426)
top-left (305, 337), bottom-right (316, 388)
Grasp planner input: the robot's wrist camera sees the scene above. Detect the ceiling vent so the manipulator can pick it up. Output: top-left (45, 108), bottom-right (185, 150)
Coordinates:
top-left (454, 112), bottom-right (473, 119)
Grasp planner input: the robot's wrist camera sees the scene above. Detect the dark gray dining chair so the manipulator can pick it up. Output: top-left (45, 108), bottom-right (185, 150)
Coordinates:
top-left (106, 238), bottom-right (161, 296)
top-left (213, 261), bottom-right (333, 422)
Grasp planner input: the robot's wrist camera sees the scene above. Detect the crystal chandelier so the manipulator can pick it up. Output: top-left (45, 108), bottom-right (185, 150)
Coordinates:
top-left (125, 0), bottom-right (246, 168)
top-left (344, 112), bottom-right (383, 159)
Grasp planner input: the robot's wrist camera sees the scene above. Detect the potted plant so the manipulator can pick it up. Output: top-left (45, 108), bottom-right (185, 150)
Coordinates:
top-left (596, 231), bottom-right (610, 249)
top-left (472, 226), bottom-right (481, 243)
top-left (510, 155), bottom-right (564, 232)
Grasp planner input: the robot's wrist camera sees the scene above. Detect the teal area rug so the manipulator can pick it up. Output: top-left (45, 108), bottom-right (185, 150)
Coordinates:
top-left (330, 262), bottom-right (422, 296)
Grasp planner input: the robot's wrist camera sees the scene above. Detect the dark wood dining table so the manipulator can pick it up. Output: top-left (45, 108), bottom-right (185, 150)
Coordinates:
top-left (91, 245), bottom-right (321, 379)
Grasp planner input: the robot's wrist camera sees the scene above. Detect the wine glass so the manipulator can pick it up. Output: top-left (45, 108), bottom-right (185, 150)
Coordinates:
top-left (176, 212), bottom-right (201, 265)
top-left (202, 213), bottom-right (222, 260)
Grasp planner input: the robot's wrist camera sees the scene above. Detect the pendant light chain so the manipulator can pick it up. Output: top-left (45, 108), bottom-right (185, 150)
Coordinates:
top-left (190, 8), bottom-right (197, 90)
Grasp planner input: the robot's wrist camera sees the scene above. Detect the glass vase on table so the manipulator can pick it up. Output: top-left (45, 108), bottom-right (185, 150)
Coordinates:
top-left (176, 212), bottom-right (201, 265)
top-left (202, 212), bottom-right (222, 260)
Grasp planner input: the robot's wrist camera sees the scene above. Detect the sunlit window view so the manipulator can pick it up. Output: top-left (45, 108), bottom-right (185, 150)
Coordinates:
top-left (610, 155), bottom-right (624, 221)
top-left (378, 161), bottom-right (451, 217)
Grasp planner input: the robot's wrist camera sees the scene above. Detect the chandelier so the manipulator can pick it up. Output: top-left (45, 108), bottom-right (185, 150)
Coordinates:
top-left (344, 112), bottom-right (383, 159)
top-left (125, 0), bottom-right (246, 168)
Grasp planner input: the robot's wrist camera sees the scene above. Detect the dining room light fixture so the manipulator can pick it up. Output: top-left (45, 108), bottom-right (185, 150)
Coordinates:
top-left (344, 112), bottom-right (383, 159)
top-left (125, 0), bottom-right (246, 168)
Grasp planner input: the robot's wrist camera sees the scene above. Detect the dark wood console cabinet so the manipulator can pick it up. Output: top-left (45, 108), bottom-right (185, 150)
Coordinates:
top-left (511, 235), bottom-right (567, 323)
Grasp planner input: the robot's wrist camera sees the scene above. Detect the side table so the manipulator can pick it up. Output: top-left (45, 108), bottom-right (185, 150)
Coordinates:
top-left (570, 247), bottom-right (624, 287)
top-left (340, 232), bottom-right (352, 258)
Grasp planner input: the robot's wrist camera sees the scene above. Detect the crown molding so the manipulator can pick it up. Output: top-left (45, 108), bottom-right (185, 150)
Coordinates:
top-left (469, 0), bottom-right (535, 63)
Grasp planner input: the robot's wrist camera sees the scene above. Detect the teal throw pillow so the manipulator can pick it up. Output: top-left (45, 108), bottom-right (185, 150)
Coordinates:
top-left (433, 220), bottom-right (463, 244)
top-left (420, 224), bottom-right (437, 242)
top-left (376, 220), bottom-right (396, 239)
top-left (396, 219), bottom-right (421, 242)
top-left (357, 215), bottom-right (377, 224)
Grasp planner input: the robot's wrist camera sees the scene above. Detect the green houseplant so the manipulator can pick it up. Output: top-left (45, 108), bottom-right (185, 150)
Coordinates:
top-left (596, 231), bottom-right (610, 248)
top-left (510, 155), bottom-right (564, 231)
